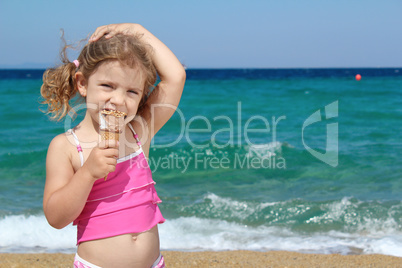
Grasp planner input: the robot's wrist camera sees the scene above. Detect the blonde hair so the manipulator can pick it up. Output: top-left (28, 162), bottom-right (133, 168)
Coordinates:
top-left (40, 33), bottom-right (156, 121)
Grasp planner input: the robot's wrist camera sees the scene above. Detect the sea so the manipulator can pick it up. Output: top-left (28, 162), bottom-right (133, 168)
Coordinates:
top-left (0, 68), bottom-right (401, 257)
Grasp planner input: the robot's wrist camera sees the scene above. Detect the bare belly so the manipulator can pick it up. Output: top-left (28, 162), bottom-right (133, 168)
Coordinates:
top-left (77, 225), bottom-right (160, 268)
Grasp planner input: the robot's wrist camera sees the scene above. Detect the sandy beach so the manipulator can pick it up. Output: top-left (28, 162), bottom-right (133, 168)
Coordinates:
top-left (0, 251), bottom-right (400, 268)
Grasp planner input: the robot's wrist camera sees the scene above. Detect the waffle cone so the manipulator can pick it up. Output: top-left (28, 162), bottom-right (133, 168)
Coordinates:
top-left (100, 130), bottom-right (120, 141)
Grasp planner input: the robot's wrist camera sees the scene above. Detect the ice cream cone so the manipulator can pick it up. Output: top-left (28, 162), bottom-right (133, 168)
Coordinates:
top-left (99, 109), bottom-right (127, 180)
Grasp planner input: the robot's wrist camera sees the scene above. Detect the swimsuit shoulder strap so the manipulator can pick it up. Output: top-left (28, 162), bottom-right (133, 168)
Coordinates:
top-left (128, 124), bottom-right (142, 149)
top-left (69, 129), bottom-right (84, 167)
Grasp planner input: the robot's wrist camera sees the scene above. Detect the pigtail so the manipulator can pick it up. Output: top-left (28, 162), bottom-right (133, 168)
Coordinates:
top-left (40, 30), bottom-right (79, 121)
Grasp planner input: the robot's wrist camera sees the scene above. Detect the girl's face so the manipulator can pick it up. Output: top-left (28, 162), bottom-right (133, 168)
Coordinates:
top-left (77, 60), bottom-right (145, 124)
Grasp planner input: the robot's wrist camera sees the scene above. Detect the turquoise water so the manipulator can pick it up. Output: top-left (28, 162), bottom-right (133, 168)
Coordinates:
top-left (0, 69), bottom-right (401, 255)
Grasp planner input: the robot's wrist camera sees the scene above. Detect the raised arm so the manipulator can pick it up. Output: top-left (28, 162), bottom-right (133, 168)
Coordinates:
top-left (90, 23), bottom-right (186, 139)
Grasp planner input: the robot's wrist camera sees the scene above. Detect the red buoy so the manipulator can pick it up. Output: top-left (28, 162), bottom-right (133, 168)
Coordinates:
top-left (355, 74), bottom-right (362, 81)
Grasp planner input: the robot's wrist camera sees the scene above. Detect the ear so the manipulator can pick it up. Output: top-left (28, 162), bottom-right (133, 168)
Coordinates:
top-left (75, 72), bottom-right (87, 97)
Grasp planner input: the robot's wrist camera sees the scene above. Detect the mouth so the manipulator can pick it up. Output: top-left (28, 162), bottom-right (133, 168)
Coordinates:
top-left (100, 108), bottom-right (127, 118)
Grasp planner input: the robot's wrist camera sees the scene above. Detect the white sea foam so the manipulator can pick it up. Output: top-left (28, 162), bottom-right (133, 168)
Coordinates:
top-left (0, 212), bottom-right (401, 257)
top-left (199, 193), bottom-right (277, 220)
top-left (246, 141), bottom-right (284, 158)
top-left (0, 214), bottom-right (76, 253)
top-left (159, 217), bottom-right (402, 257)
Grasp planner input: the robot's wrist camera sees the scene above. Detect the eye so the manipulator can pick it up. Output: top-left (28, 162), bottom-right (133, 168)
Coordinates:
top-left (101, 84), bottom-right (112, 88)
top-left (128, 90), bottom-right (139, 95)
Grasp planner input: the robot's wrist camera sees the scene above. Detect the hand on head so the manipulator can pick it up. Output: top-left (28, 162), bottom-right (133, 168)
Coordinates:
top-left (89, 23), bottom-right (139, 42)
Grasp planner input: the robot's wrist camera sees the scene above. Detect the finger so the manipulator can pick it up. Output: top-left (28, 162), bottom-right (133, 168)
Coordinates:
top-left (104, 32), bottom-right (114, 39)
top-left (105, 156), bottom-right (117, 166)
top-left (89, 28), bottom-right (103, 42)
top-left (104, 25), bottom-right (114, 38)
top-left (111, 157), bottom-right (118, 166)
top-left (108, 163), bottom-right (116, 173)
top-left (106, 158), bottom-right (117, 173)
top-left (104, 148), bottom-right (119, 159)
top-left (90, 25), bottom-right (113, 42)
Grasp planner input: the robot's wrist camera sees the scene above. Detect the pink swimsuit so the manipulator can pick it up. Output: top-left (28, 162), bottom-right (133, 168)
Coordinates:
top-left (70, 125), bottom-right (165, 244)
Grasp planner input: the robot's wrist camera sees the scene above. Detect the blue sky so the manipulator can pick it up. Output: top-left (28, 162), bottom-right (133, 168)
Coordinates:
top-left (0, 0), bottom-right (401, 68)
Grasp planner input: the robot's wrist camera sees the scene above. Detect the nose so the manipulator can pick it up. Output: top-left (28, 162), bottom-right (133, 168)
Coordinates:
top-left (110, 90), bottom-right (125, 107)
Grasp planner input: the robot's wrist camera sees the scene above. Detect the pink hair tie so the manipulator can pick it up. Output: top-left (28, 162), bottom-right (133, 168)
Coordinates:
top-left (73, 60), bottom-right (80, 68)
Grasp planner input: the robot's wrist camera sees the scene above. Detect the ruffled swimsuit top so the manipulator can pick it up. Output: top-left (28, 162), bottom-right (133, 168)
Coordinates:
top-left (70, 124), bottom-right (165, 244)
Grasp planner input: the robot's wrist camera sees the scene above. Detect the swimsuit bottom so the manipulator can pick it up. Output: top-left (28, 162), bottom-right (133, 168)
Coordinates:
top-left (74, 253), bottom-right (165, 268)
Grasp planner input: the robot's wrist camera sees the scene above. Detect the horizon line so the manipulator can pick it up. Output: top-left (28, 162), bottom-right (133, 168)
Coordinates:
top-left (1, 66), bottom-right (402, 70)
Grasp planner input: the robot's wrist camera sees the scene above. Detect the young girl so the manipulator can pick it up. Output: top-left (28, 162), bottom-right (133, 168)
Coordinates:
top-left (41, 23), bottom-right (186, 267)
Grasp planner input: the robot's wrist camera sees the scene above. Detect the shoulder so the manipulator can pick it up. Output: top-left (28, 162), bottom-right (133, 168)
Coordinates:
top-left (48, 131), bottom-right (74, 152)
top-left (47, 131), bottom-right (77, 165)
